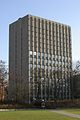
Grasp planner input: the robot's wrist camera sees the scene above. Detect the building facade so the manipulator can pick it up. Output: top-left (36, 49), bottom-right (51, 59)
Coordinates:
top-left (9, 14), bottom-right (72, 103)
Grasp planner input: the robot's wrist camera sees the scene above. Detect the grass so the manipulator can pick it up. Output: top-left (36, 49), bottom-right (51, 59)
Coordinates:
top-left (62, 109), bottom-right (80, 115)
top-left (0, 110), bottom-right (79, 120)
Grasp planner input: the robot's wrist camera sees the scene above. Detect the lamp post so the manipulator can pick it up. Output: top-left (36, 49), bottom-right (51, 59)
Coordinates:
top-left (41, 99), bottom-right (45, 109)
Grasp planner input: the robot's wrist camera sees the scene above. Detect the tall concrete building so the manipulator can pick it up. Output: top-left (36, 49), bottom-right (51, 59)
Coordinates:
top-left (9, 14), bottom-right (72, 103)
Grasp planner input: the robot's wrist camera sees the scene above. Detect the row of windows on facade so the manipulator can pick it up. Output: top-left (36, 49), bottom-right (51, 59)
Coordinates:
top-left (28, 27), bottom-right (70, 37)
top-left (30, 52), bottom-right (71, 58)
top-left (28, 18), bottom-right (69, 28)
top-left (29, 61), bottom-right (71, 68)
top-left (29, 85), bottom-right (70, 92)
top-left (30, 83), bottom-right (69, 87)
top-left (30, 47), bottom-right (71, 53)
top-left (29, 64), bottom-right (71, 70)
top-left (29, 51), bottom-right (71, 57)
top-left (29, 47), bottom-right (71, 55)
top-left (29, 42), bottom-right (71, 51)
top-left (29, 75), bottom-right (71, 81)
top-left (30, 46), bottom-right (71, 53)
top-left (30, 40), bottom-right (70, 47)
top-left (29, 55), bottom-right (71, 60)
top-left (28, 31), bottom-right (70, 38)
top-left (27, 21), bottom-right (70, 34)
top-left (29, 46), bottom-right (71, 52)
top-left (28, 36), bottom-right (71, 44)
top-left (20, 28), bottom-right (70, 40)
top-left (28, 30), bottom-right (70, 37)
top-left (28, 26), bottom-right (69, 34)
top-left (29, 41), bottom-right (71, 49)
top-left (29, 51), bottom-right (71, 60)
top-left (29, 52), bottom-right (71, 59)
top-left (29, 54), bottom-right (68, 59)
top-left (29, 58), bottom-right (71, 64)
top-left (30, 46), bottom-right (71, 55)
top-left (29, 70), bottom-right (71, 74)
top-left (29, 76), bottom-right (71, 81)
top-left (29, 82), bottom-right (70, 89)
top-left (28, 30), bottom-right (70, 41)
top-left (29, 38), bottom-right (71, 47)
top-left (28, 31), bottom-right (70, 41)
top-left (29, 72), bottom-right (71, 79)
top-left (30, 78), bottom-right (71, 83)
top-left (27, 17), bottom-right (70, 31)
top-left (29, 51), bottom-right (71, 56)
top-left (29, 40), bottom-right (71, 47)
top-left (29, 93), bottom-right (70, 101)
top-left (29, 57), bottom-right (71, 64)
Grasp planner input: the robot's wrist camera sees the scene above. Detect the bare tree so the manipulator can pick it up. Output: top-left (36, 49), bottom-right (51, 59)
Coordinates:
top-left (73, 60), bottom-right (80, 75)
top-left (72, 60), bottom-right (80, 99)
top-left (0, 60), bottom-right (8, 101)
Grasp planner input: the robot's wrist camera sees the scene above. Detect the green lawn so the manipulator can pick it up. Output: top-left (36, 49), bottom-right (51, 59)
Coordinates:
top-left (62, 109), bottom-right (80, 115)
top-left (0, 110), bottom-right (79, 120)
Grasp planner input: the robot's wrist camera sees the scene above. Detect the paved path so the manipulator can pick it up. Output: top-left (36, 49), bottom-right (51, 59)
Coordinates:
top-left (51, 110), bottom-right (80, 119)
top-left (0, 109), bottom-right (15, 111)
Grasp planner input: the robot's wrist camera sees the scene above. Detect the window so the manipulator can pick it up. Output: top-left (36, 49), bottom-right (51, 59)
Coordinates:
top-left (29, 51), bottom-right (32, 55)
top-left (42, 61), bottom-right (44, 65)
top-left (34, 52), bottom-right (36, 55)
top-left (30, 64), bottom-right (32, 68)
top-left (38, 61), bottom-right (40, 65)
top-left (34, 55), bottom-right (36, 58)
top-left (38, 65), bottom-right (40, 68)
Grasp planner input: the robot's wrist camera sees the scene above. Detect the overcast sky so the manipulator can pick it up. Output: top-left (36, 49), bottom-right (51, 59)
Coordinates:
top-left (0, 0), bottom-right (80, 65)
